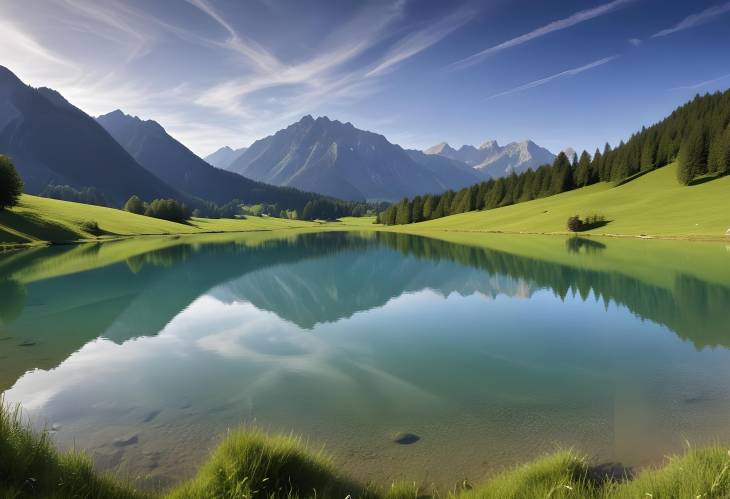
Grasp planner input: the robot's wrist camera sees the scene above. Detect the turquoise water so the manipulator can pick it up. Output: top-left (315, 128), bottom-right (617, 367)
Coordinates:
top-left (1, 232), bottom-right (730, 489)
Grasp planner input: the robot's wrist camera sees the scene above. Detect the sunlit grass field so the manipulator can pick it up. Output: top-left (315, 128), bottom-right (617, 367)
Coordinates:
top-left (3, 163), bottom-right (728, 248)
top-left (0, 195), bottom-right (322, 246)
top-left (400, 163), bottom-right (730, 238)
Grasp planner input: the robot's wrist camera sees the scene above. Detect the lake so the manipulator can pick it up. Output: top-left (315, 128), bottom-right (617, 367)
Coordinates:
top-left (1, 231), bottom-right (730, 490)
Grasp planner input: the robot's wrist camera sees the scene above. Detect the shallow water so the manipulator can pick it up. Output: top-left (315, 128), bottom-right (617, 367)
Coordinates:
top-left (1, 231), bottom-right (730, 490)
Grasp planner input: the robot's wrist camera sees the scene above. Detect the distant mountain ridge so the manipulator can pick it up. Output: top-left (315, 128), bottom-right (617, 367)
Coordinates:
top-left (205, 146), bottom-right (248, 170)
top-left (0, 66), bottom-right (181, 205)
top-left (227, 115), bottom-right (483, 201)
top-left (424, 139), bottom-right (556, 178)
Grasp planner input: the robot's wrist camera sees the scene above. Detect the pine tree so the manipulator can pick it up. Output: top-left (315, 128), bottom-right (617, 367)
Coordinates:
top-left (394, 198), bottom-right (411, 224)
top-left (599, 143), bottom-right (612, 181)
top-left (411, 196), bottom-right (423, 223)
top-left (677, 126), bottom-right (708, 185)
top-left (610, 141), bottom-right (630, 181)
top-left (573, 150), bottom-right (592, 187)
top-left (432, 195), bottom-right (447, 219)
top-left (590, 148), bottom-right (602, 184)
top-left (708, 126), bottom-right (730, 175)
top-left (485, 179), bottom-right (505, 208)
top-left (422, 195), bottom-right (434, 220)
top-left (302, 201), bottom-right (315, 220)
top-left (549, 152), bottom-right (573, 194)
top-left (640, 134), bottom-right (657, 171)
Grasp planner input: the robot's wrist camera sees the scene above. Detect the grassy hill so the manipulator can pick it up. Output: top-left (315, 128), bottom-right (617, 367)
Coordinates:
top-left (2, 162), bottom-right (729, 247)
top-left (0, 194), bottom-right (322, 246)
top-left (403, 163), bottom-right (730, 238)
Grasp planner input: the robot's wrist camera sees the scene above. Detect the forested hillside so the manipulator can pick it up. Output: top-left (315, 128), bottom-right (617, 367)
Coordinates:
top-left (379, 90), bottom-right (730, 225)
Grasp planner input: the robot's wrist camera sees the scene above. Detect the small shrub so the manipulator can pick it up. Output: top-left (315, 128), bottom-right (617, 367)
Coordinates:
top-left (567, 214), bottom-right (607, 232)
top-left (79, 220), bottom-right (102, 236)
top-left (567, 215), bottom-right (583, 232)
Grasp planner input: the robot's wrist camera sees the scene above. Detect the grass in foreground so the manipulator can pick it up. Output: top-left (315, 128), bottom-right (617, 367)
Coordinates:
top-left (3, 404), bottom-right (730, 499)
top-left (0, 404), bottom-right (146, 498)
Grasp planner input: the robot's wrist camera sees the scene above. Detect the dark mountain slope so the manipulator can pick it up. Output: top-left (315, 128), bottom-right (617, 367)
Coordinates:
top-left (0, 66), bottom-right (180, 205)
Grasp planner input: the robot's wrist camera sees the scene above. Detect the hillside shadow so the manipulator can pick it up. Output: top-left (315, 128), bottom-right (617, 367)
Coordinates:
top-left (615, 168), bottom-right (654, 186)
top-left (578, 219), bottom-right (611, 231)
top-left (689, 172), bottom-right (727, 186)
top-left (0, 209), bottom-right (81, 243)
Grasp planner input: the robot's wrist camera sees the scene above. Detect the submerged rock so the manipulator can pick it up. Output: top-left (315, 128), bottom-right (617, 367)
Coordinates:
top-left (393, 432), bottom-right (420, 445)
top-left (112, 434), bottom-right (139, 447)
top-left (18, 341), bottom-right (36, 347)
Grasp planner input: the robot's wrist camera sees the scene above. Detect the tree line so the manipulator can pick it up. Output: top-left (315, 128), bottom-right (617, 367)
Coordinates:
top-left (124, 195), bottom-right (191, 223)
top-left (378, 89), bottom-right (730, 225)
top-left (123, 194), bottom-right (384, 223)
top-left (40, 184), bottom-right (109, 206)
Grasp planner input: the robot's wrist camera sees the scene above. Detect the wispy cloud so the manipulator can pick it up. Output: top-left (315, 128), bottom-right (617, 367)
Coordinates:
top-left (366, 6), bottom-right (475, 77)
top-left (652, 2), bottom-right (730, 38)
top-left (628, 37), bottom-right (642, 46)
top-left (190, 0), bottom-right (474, 140)
top-left (190, 1), bottom-right (407, 124)
top-left (0, 20), bottom-right (73, 69)
top-left (185, 0), bottom-right (281, 73)
top-left (486, 56), bottom-right (618, 100)
top-left (0, 0), bottom-right (475, 155)
top-left (450, 0), bottom-right (636, 70)
top-left (670, 73), bottom-right (730, 91)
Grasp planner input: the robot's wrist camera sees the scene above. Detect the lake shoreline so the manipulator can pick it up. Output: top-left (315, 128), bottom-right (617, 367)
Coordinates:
top-left (2, 403), bottom-right (729, 498)
top-left (2, 220), bottom-right (729, 253)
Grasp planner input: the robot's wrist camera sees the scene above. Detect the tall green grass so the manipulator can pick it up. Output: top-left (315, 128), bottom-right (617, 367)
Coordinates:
top-left (167, 428), bottom-right (357, 499)
top-left (2, 402), bottom-right (730, 498)
top-left (0, 404), bottom-right (145, 498)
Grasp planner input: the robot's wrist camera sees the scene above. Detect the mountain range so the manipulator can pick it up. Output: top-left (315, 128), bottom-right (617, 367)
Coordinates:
top-left (213, 119), bottom-right (559, 201)
top-left (224, 115), bottom-right (483, 201)
top-left (424, 139), bottom-right (556, 178)
top-left (0, 64), bottom-right (559, 207)
top-left (96, 110), bottom-right (319, 208)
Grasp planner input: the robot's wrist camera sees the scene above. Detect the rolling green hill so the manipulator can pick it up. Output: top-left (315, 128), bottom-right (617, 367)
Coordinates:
top-left (400, 163), bottom-right (730, 238)
top-left (0, 194), bottom-right (323, 246)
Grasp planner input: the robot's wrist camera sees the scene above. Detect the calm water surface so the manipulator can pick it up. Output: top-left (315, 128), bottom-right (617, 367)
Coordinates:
top-left (1, 232), bottom-right (730, 489)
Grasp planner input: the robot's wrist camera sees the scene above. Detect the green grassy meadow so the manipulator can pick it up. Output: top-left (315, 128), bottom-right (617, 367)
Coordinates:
top-left (2, 403), bottom-right (730, 499)
top-left (2, 163), bottom-right (729, 250)
top-left (0, 195), bottom-right (326, 247)
top-left (399, 163), bottom-right (730, 239)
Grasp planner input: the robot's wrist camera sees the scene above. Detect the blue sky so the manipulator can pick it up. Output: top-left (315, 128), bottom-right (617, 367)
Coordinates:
top-left (1, 0), bottom-right (729, 156)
